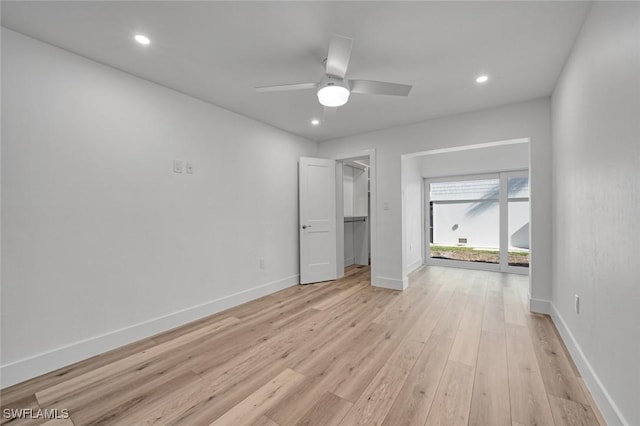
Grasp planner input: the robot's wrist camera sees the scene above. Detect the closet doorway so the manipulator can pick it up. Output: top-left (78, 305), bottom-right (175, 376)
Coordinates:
top-left (336, 155), bottom-right (372, 278)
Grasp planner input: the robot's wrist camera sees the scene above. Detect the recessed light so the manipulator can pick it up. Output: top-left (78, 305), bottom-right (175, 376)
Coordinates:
top-left (476, 75), bottom-right (489, 83)
top-left (311, 119), bottom-right (320, 126)
top-left (134, 34), bottom-right (151, 45)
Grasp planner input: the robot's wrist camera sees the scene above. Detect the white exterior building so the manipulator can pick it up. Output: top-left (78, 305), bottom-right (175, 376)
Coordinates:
top-left (430, 178), bottom-right (529, 250)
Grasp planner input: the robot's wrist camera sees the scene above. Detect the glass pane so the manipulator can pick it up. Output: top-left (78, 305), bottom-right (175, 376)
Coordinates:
top-left (508, 199), bottom-right (530, 267)
top-left (508, 176), bottom-right (529, 198)
top-left (429, 178), bottom-right (500, 264)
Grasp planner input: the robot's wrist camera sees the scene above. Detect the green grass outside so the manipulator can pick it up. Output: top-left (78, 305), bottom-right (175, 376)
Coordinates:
top-left (430, 245), bottom-right (529, 257)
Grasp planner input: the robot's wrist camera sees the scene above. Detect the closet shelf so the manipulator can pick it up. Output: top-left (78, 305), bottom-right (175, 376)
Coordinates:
top-left (344, 216), bottom-right (367, 222)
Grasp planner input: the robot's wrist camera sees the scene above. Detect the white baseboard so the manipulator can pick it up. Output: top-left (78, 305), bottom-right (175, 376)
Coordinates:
top-left (406, 258), bottom-right (423, 275)
top-left (0, 274), bottom-right (299, 389)
top-left (344, 257), bottom-right (355, 267)
top-left (373, 275), bottom-right (407, 290)
top-left (550, 302), bottom-right (628, 426)
top-left (528, 296), bottom-right (551, 314)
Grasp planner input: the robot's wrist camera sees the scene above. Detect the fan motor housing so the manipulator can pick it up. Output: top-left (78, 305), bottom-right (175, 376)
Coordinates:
top-left (320, 76), bottom-right (350, 91)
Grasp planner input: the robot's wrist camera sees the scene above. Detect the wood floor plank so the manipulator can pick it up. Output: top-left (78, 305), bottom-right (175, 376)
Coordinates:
top-left (310, 322), bottom-right (396, 402)
top-left (35, 320), bottom-right (267, 414)
top-left (577, 377), bottom-right (607, 426)
top-left (468, 331), bottom-right (511, 426)
top-left (431, 288), bottom-right (470, 338)
top-left (338, 339), bottom-right (423, 425)
top-left (505, 323), bottom-right (555, 426)
top-left (251, 416), bottom-right (279, 426)
top-left (1, 266), bottom-right (604, 426)
top-left (35, 316), bottom-right (240, 406)
top-left (68, 369), bottom-right (201, 425)
top-left (503, 286), bottom-right (527, 326)
top-left (527, 314), bottom-right (589, 405)
top-left (40, 420), bottom-right (74, 426)
top-left (424, 360), bottom-right (475, 426)
top-left (482, 286), bottom-right (506, 333)
top-left (548, 394), bottom-right (601, 426)
top-left (382, 333), bottom-right (454, 426)
top-left (295, 392), bottom-right (353, 426)
top-left (326, 285), bottom-right (435, 402)
top-left (0, 394), bottom-right (41, 426)
top-left (209, 368), bottom-right (305, 426)
top-left (0, 336), bottom-right (157, 409)
top-left (448, 283), bottom-right (485, 367)
top-left (311, 280), bottom-right (368, 310)
top-left (108, 371), bottom-right (208, 425)
top-left (168, 293), bottom-right (387, 423)
top-left (263, 374), bottom-right (327, 425)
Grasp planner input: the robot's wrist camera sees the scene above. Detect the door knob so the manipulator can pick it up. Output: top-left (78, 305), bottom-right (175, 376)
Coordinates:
top-left (302, 225), bottom-right (311, 229)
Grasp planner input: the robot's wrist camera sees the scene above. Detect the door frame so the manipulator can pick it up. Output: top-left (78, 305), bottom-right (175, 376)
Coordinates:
top-left (501, 169), bottom-right (530, 274)
top-left (332, 149), bottom-right (377, 283)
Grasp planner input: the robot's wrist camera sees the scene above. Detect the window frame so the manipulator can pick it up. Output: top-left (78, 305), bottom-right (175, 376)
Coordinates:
top-left (423, 170), bottom-right (529, 274)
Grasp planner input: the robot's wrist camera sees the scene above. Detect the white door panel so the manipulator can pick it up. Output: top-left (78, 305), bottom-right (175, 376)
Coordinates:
top-left (299, 157), bottom-right (337, 284)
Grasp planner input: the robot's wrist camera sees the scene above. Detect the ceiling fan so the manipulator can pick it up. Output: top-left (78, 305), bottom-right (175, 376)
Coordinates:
top-left (255, 35), bottom-right (412, 110)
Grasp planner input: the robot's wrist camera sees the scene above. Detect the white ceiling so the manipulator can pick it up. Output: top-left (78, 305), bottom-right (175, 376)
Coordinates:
top-left (1, 1), bottom-right (590, 142)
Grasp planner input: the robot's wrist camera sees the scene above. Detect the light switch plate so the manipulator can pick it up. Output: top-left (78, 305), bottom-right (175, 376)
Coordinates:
top-left (173, 160), bottom-right (183, 173)
top-left (186, 163), bottom-right (194, 174)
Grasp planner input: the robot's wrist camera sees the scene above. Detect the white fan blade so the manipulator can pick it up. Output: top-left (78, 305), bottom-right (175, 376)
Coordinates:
top-left (322, 106), bottom-right (337, 122)
top-left (326, 35), bottom-right (353, 79)
top-left (349, 80), bottom-right (412, 96)
top-left (255, 82), bottom-right (318, 92)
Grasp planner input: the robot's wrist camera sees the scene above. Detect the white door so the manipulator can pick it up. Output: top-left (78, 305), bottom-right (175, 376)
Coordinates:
top-left (299, 157), bottom-right (337, 284)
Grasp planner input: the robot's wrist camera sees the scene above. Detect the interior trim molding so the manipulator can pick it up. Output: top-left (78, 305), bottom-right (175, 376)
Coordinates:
top-left (528, 296), bottom-right (551, 314)
top-left (0, 274), bottom-right (300, 389)
top-left (550, 302), bottom-right (628, 426)
top-left (406, 259), bottom-right (423, 275)
top-left (373, 275), bottom-right (407, 290)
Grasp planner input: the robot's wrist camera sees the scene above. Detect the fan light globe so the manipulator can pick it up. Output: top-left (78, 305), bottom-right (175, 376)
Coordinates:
top-left (317, 85), bottom-right (350, 107)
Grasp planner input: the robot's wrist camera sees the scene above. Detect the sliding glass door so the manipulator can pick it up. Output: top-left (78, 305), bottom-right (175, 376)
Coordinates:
top-left (425, 171), bottom-right (529, 273)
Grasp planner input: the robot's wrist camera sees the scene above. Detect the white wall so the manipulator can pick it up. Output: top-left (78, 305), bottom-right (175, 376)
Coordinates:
top-left (318, 98), bottom-right (552, 295)
top-left (352, 167), bottom-right (369, 218)
top-left (344, 222), bottom-right (355, 266)
top-left (401, 156), bottom-right (423, 275)
top-left (0, 29), bottom-right (317, 387)
top-left (550, 3), bottom-right (640, 425)
top-left (343, 165), bottom-right (354, 217)
top-left (421, 143), bottom-right (529, 178)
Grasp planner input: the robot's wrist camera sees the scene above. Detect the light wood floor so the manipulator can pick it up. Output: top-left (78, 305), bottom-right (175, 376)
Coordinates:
top-left (1, 265), bottom-right (605, 426)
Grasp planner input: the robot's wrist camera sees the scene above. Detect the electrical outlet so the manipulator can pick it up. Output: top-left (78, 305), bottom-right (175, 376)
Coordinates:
top-left (173, 160), bottom-right (183, 173)
top-left (574, 294), bottom-right (580, 314)
top-left (383, 201), bottom-right (390, 211)
top-left (186, 163), bottom-right (194, 174)
top-left (259, 258), bottom-right (265, 269)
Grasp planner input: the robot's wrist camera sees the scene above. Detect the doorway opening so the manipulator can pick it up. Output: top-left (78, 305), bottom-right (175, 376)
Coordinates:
top-left (336, 155), bottom-right (372, 278)
top-left (298, 150), bottom-right (377, 286)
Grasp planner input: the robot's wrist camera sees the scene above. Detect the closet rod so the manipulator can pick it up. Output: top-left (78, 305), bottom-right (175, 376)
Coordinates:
top-left (344, 218), bottom-right (367, 223)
